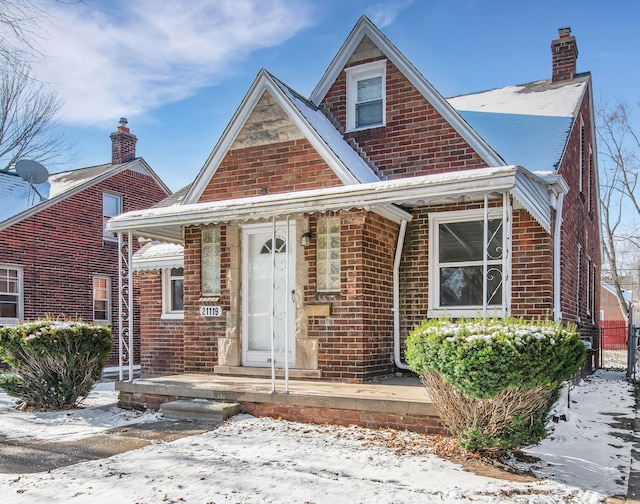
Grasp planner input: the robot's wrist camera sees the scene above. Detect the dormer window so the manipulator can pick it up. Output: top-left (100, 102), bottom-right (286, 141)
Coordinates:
top-left (346, 60), bottom-right (386, 131)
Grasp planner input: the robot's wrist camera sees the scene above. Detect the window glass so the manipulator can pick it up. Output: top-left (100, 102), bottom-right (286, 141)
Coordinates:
top-left (103, 193), bottom-right (122, 238)
top-left (431, 213), bottom-right (504, 311)
top-left (317, 217), bottom-right (340, 292)
top-left (93, 276), bottom-right (110, 322)
top-left (346, 60), bottom-right (386, 131)
top-left (0, 267), bottom-right (20, 319)
top-left (170, 267), bottom-right (184, 312)
top-left (201, 228), bottom-right (221, 296)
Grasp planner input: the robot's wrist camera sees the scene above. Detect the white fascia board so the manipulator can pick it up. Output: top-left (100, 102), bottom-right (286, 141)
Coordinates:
top-left (310, 16), bottom-right (505, 168)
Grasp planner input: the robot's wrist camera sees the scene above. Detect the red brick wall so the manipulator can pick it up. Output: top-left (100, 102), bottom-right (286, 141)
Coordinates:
top-left (510, 209), bottom-right (554, 318)
top-left (321, 57), bottom-right (489, 179)
top-left (0, 168), bottom-right (168, 365)
top-left (137, 271), bottom-right (184, 377)
top-left (557, 86), bottom-right (601, 340)
top-left (198, 139), bottom-right (342, 203)
top-left (398, 201), bottom-right (554, 342)
top-left (304, 211), bottom-right (397, 381)
top-left (182, 226), bottom-right (227, 372)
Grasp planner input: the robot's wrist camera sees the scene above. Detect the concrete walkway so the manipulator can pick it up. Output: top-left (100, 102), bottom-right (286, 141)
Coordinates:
top-left (0, 420), bottom-right (215, 474)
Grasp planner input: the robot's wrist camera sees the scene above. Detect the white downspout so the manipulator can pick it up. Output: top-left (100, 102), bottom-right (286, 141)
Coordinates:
top-left (553, 193), bottom-right (565, 322)
top-left (393, 220), bottom-right (409, 370)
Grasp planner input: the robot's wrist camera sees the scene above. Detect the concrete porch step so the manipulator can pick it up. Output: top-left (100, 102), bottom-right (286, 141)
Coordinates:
top-left (160, 399), bottom-right (242, 422)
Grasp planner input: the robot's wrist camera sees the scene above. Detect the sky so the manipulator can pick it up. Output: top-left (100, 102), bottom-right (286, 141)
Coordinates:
top-left (0, 370), bottom-right (634, 502)
top-left (15, 0), bottom-right (640, 193)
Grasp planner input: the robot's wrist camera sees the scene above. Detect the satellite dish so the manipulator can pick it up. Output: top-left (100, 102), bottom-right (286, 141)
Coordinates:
top-left (15, 159), bottom-right (49, 184)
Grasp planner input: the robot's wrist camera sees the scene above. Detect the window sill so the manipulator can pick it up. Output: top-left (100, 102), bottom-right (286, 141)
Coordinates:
top-left (161, 313), bottom-right (184, 320)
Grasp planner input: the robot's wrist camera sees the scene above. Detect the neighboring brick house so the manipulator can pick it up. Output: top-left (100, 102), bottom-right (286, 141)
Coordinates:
top-left (0, 120), bottom-right (171, 366)
top-left (109, 18), bottom-right (601, 381)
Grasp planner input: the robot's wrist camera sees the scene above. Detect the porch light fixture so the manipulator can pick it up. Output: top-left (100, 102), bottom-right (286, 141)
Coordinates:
top-left (300, 231), bottom-right (312, 247)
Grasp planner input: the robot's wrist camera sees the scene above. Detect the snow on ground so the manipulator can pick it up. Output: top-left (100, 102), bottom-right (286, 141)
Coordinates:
top-left (0, 381), bottom-right (161, 442)
top-left (0, 370), bottom-right (635, 503)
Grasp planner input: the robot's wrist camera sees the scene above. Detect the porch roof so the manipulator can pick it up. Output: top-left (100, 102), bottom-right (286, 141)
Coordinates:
top-left (107, 165), bottom-right (559, 244)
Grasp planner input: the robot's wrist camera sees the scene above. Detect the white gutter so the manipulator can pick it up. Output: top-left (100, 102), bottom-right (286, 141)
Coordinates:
top-left (393, 220), bottom-right (409, 370)
top-left (553, 192), bottom-right (565, 321)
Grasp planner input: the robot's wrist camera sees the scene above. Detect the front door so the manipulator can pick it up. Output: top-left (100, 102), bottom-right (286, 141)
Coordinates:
top-left (242, 222), bottom-right (296, 367)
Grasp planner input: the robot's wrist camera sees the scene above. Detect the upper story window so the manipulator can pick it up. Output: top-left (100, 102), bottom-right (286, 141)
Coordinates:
top-left (103, 192), bottom-right (122, 240)
top-left (316, 216), bottom-right (340, 292)
top-left (93, 275), bottom-right (111, 324)
top-left (429, 209), bottom-right (505, 316)
top-left (0, 265), bottom-right (23, 325)
top-left (163, 267), bottom-right (184, 318)
top-left (345, 60), bottom-right (386, 131)
top-left (201, 227), bottom-right (221, 297)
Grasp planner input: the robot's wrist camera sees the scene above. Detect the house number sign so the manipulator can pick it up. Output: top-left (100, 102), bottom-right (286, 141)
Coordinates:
top-left (200, 306), bottom-right (223, 317)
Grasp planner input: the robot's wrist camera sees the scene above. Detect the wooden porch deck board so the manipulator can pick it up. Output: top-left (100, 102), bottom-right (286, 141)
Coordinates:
top-left (116, 374), bottom-right (443, 434)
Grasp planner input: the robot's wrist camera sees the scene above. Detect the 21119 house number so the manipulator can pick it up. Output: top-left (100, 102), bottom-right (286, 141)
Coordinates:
top-left (199, 306), bottom-right (223, 317)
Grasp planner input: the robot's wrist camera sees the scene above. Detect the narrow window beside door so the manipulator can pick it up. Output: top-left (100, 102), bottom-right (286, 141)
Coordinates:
top-left (93, 275), bottom-right (111, 323)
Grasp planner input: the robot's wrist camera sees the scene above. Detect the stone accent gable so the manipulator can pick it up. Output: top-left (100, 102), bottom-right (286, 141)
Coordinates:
top-left (233, 91), bottom-right (304, 150)
top-left (347, 35), bottom-right (385, 66)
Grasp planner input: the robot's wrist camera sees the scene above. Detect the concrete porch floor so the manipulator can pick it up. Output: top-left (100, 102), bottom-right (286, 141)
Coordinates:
top-left (115, 374), bottom-right (444, 434)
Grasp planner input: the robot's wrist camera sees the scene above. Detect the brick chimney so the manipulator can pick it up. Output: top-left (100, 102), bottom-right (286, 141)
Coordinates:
top-left (551, 27), bottom-right (578, 83)
top-left (110, 117), bottom-right (137, 165)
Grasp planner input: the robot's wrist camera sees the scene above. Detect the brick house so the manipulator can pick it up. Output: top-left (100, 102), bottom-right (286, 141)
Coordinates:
top-left (0, 120), bottom-right (171, 366)
top-left (109, 18), bottom-right (601, 381)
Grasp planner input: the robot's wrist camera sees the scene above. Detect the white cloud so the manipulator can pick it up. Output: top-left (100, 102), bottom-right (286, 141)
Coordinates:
top-left (30, 0), bottom-right (315, 127)
top-left (366, 0), bottom-right (414, 28)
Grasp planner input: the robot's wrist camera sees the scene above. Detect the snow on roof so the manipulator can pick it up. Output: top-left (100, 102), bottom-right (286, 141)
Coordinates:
top-left (133, 241), bottom-right (184, 271)
top-left (447, 77), bottom-right (588, 173)
top-left (447, 78), bottom-right (587, 117)
top-left (272, 75), bottom-right (380, 184)
top-left (47, 164), bottom-right (117, 198)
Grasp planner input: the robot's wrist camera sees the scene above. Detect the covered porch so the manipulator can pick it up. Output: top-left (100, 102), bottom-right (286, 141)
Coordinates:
top-left (115, 373), bottom-right (445, 434)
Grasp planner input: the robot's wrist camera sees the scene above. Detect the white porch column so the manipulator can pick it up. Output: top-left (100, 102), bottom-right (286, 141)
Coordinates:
top-left (502, 192), bottom-right (512, 316)
top-left (117, 231), bottom-right (134, 381)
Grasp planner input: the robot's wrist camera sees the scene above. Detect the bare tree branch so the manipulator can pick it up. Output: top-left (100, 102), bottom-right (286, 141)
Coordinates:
top-left (597, 99), bottom-right (640, 315)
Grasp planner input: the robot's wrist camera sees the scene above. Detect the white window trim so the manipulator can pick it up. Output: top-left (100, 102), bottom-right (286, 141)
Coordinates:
top-left (428, 208), bottom-right (506, 318)
top-left (162, 267), bottom-right (184, 320)
top-left (103, 192), bottom-right (122, 242)
top-left (345, 60), bottom-right (386, 132)
top-left (93, 274), bottom-right (111, 324)
top-left (0, 264), bottom-right (23, 326)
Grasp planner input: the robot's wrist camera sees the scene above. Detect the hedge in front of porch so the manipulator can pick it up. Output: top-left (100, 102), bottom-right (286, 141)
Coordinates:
top-left (405, 317), bottom-right (585, 453)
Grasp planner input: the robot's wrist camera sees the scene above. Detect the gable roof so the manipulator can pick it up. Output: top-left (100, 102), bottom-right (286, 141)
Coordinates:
top-left (183, 69), bottom-right (380, 205)
top-left (0, 158), bottom-right (171, 231)
top-left (310, 15), bottom-right (505, 168)
top-left (447, 75), bottom-right (589, 173)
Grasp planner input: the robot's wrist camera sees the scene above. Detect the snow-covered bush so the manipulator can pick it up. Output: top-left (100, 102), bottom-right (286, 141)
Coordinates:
top-left (406, 317), bottom-right (585, 453)
top-left (0, 320), bottom-right (112, 410)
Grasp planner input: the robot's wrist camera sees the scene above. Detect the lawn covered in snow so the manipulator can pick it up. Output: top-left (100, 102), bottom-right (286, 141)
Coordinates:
top-left (0, 370), bottom-right (634, 503)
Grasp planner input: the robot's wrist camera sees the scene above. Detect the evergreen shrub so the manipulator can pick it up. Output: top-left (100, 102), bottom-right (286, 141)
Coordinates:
top-left (406, 317), bottom-right (586, 453)
top-left (0, 320), bottom-right (113, 410)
